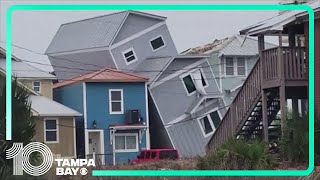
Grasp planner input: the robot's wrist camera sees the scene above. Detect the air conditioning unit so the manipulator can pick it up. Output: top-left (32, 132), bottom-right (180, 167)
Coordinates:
top-left (126, 110), bottom-right (141, 124)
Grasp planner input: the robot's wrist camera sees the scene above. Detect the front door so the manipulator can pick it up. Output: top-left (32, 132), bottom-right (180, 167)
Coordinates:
top-left (88, 131), bottom-right (104, 165)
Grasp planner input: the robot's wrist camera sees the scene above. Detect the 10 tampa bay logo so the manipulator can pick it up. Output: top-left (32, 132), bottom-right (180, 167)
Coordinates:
top-left (6, 142), bottom-right (95, 176)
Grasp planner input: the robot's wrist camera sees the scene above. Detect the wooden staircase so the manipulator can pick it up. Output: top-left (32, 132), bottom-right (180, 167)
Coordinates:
top-left (207, 46), bottom-right (307, 151)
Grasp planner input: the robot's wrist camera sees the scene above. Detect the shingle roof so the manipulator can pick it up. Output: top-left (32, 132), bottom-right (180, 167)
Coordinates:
top-left (184, 35), bottom-right (276, 56)
top-left (45, 10), bottom-right (166, 54)
top-left (53, 67), bottom-right (148, 88)
top-left (29, 95), bottom-right (82, 116)
top-left (0, 59), bottom-right (56, 79)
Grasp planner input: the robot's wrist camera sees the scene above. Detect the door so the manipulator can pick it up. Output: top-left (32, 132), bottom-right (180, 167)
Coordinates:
top-left (88, 131), bottom-right (104, 165)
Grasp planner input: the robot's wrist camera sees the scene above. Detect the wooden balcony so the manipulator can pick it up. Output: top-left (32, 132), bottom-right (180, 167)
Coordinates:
top-left (261, 46), bottom-right (307, 89)
top-left (207, 46), bottom-right (308, 151)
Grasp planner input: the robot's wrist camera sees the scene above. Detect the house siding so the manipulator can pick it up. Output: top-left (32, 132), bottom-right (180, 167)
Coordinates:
top-left (20, 79), bottom-right (53, 99)
top-left (85, 82), bottom-right (147, 164)
top-left (150, 60), bottom-right (222, 125)
top-left (110, 25), bottom-right (178, 70)
top-left (49, 50), bottom-right (115, 81)
top-left (34, 116), bottom-right (75, 158)
top-left (112, 14), bottom-right (163, 45)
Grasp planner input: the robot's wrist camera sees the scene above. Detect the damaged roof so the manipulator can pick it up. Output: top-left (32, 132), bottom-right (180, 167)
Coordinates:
top-left (183, 35), bottom-right (276, 57)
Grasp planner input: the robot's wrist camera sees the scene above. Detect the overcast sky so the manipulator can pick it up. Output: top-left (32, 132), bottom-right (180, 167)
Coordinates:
top-left (0, 0), bottom-right (281, 71)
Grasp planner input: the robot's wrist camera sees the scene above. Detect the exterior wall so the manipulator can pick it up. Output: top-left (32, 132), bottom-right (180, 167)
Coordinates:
top-left (112, 14), bottom-right (163, 44)
top-left (166, 99), bottom-right (225, 157)
top-left (49, 50), bottom-right (115, 81)
top-left (85, 82), bottom-right (147, 164)
top-left (20, 79), bottom-right (53, 99)
top-left (110, 25), bottom-right (178, 71)
top-left (34, 116), bottom-right (76, 158)
top-left (150, 60), bottom-right (222, 125)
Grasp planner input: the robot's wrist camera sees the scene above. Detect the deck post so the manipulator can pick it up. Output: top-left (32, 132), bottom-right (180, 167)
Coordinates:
top-left (262, 90), bottom-right (269, 143)
top-left (278, 32), bottom-right (287, 138)
top-left (258, 35), bottom-right (268, 142)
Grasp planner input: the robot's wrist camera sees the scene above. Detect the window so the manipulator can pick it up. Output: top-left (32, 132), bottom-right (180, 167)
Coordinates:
top-left (159, 150), bottom-right (178, 160)
top-left (32, 81), bottom-right (41, 93)
top-left (199, 116), bottom-right (213, 135)
top-left (122, 48), bottom-right (137, 64)
top-left (114, 133), bottom-right (138, 152)
top-left (150, 36), bottom-right (165, 51)
top-left (109, 89), bottom-right (123, 114)
top-left (225, 57), bottom-right (234, 75)
top-left (44, 119), bottom-right (58, 143)
top-left (237, 57), bottom-right (246, 76)
top-left (225, 57), bottom-right (246, 76)
top-left (198, 110), bottom-right (221, 137)
top-left (181, 69), bottom-right (208, 95)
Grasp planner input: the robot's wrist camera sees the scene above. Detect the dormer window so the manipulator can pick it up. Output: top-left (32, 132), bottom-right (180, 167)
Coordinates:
top-left (150, 36), bottom-right (165, 51)
top-left (122, 48), bottom-right (137, 65)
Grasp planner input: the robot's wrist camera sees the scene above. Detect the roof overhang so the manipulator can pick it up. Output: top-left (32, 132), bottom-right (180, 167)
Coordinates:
top-left (109, 124), bottom-right (147, 130)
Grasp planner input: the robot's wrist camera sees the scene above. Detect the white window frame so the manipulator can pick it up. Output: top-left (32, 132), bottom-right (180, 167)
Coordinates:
top-left (197, 108), bottom-right (222, 138)
top-left (32, 81), bottom-right (41, 93)
top-left (109, 89), bottom-right (124, 114)
top-left (122, 48), bottom-right (138, 65)
top-left (149, 35), bottom-right (166, 52)
top-left (44, 118), bottom-right (59, 143)
top-left (114, 133), bottom-right (139, 153)
top-left (224, 56), bottom-right (247, 76)
top-left (180, 68), bottom-right (209, 96)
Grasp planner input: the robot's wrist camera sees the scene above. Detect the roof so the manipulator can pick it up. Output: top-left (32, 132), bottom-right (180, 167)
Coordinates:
top-left (133, 56), bottom-right (174, 85)
top-left (184, 35), bottom-right (276, 57)
top-left (0, 42), bottom-right (54, 72)
top-left (53, 67), bottom-right (148, 88)
top-left (45, 10), bottom-right (166, 54)
top-left (240, 0), bottom-right (320, 36)
top-left (0, 59), bottom-right (56, 79)
top-left (29, 95), bottom-right (82, 117)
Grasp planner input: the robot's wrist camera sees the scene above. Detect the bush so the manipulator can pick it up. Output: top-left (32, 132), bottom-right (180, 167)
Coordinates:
top-left (279, 113), bottom-right (309, 162)
top-left (197, 139), bottom-right (275, 170)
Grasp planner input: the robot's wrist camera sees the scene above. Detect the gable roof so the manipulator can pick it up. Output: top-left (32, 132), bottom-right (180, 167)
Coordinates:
top-left (45, 10), bottom-right (166, 54)
top-left (240, 0), bottom-right (320, 36)
top-left (29, 95), bottom-right (82, 116)
top-left (0, 60), bottom-right (56, 79)
top-left (53, 67), bottom-right (148, 88)
top-left (183, 35), bottom-right (276, 57)
top-left (0, 42), bottom-right (54, 72)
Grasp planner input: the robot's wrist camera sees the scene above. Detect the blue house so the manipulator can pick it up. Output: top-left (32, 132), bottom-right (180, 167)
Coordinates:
top-left (53, 68), bottom-right (149, 165)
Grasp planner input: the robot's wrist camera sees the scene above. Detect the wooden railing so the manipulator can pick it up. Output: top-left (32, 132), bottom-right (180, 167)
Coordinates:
top-left (262, 46), bottom-right (306, 81)
top-left (207, 59), bottom-right (262, 149)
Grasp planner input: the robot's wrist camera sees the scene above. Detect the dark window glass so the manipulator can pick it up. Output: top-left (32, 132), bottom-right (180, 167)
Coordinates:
top-left (200, 72), bottom-right (207, 86)
top-left (146, 152), bottom-right (150, 158)
top-left (46, 131), bottom-right (57, 141)
top-left (159, 151), bottom-right (178, 160)
top-left (123, 50), bottom-right (136, 63)
top-left (111, 102), bottom-right (121, 112)
top-left (151, 152), bottom-right (157, 159)
top-left (201, 116), bottom-right (213, 135)
top-left (210, 111), bottom-right (221, 128)
top-left (124, 51), bottom-right (134, 58)
top-left (182, 75), bottom-right (196, 94)
top-left (150, 36), bottom-right (165, 50)
top-left (111, 91), bottom-right (121, 101)
top-left (45, 120), bottom-right (56, 130)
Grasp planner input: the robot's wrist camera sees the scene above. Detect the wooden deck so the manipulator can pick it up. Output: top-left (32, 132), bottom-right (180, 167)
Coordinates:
top-left (207, 46), bottom-right (308, 150)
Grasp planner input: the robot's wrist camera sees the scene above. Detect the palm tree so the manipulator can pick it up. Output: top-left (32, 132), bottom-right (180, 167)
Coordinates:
top-left (0, 74), bottom-right (36, 179)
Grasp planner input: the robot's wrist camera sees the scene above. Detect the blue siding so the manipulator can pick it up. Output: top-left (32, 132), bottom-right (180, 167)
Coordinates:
top-left (86, 82), bottom-right (147, 164)
top-left (53, 83), bottom-right (84, 113)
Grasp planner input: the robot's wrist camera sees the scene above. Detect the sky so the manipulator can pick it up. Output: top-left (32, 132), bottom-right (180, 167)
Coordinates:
top-left (0, 0), bottom-right (281, 71)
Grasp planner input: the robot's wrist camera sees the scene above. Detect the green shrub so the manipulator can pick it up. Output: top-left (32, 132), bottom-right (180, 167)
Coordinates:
top-left (197, 139), bottom-right (275, 170)
top-left (279, 113), bottom-right (308, 162)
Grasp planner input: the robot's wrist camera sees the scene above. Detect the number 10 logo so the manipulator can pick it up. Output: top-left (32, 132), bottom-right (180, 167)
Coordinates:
top-left (6, 142), bottom-right (54, 176)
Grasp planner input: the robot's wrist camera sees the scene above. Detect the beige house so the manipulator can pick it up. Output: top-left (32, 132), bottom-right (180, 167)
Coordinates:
top-left (0, 46), bottom-right (81, 158)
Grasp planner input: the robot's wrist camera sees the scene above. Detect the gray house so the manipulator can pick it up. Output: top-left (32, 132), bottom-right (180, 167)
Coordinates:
top-left (46, 10), bottom-right (225, 157)
top-left (183, 35), bottom-right (275, 105)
